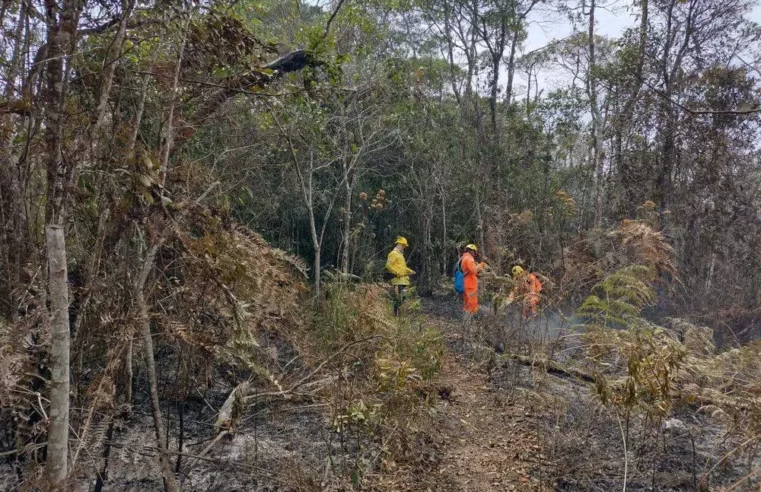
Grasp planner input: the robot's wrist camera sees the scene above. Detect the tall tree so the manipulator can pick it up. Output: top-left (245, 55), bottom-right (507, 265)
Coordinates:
top-left (586, 0), bottom-right (606, 228)
top-left (43, 0), bottom-right (85, 486)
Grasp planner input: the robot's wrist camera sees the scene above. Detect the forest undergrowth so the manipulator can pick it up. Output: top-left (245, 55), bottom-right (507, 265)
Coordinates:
top-left (2, 0), bottom-right (761, 489)
top-left (3, 219), bottom-right (759, 491)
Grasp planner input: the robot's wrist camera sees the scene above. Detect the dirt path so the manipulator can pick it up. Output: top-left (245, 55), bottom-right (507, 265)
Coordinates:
top-left (408, 297), bottom-right (552, 491)
top-left (428, 340), bottom-right (549, 491)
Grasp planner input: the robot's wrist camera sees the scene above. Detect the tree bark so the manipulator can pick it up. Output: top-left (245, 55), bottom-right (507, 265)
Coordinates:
top-left (0, 0), bottom-right (30, 321)
top-left (587, 0), bottom-right (606, 228)
top-left (159, 14), bottom-right (190, 186)
top-left (421, 205), bottom-right (434, 296)
top-left (95, 0), bottom-right (135, 130)
top-left (45, 225), bottom-right (70, 490)
top-left (505, 30), bottom-right (519, 107)
top-left (617, 0), bottom-right (648, 219)
top-left (313, 245), bottom-right (322, 301)
top-left (475, 185), bottom-right (485, 254)
top-left (340, 177), bottom-right (352, 275)
top-left (43, 0), bottom-right (83, 486)
top-left (442, 0), bottom-right (462, 103)
top-left (136, 244), bottom-right (180, 492)
top-left (489, 51), bottom-right (501, 133)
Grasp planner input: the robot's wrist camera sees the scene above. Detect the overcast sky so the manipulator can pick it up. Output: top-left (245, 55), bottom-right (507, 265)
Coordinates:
top-left (305, 0), bottom-right (761, 99)
top-left (517, 0), bottom-right (761, 96)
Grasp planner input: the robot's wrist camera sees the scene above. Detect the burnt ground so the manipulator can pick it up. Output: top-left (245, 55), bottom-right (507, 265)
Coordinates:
top-left (415, 292), bottom-right (760, 492)
top-left (3, 292), bottom-right (759, 491)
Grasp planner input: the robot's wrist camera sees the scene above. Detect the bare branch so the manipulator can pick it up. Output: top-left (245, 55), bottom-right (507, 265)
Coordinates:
top-left (323, 0), bottom-right (348, 39)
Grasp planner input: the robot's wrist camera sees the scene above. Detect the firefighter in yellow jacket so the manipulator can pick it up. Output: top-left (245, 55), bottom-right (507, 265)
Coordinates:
top-left (386, 236), bottom-right (415, 316)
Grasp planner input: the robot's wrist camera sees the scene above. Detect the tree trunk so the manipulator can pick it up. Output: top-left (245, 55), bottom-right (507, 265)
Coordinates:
top-left (587, 0), bottom-right (605, 229)
top-left (592, 130), bottom-right (606, 228)
top-left (341, 180), bottom-right (352, 275)
top-left (136, 244), bottom-right (180, 492)
top-left (464, 0), bottom-right (479, 99)
top-left (616, 0), bottom-right (648, 219)
top-left (489, 53), bottom-right (500, 134)
top-left (0, 0), bottom-right (30, 321)
top-left (122, 67), bottom-right (151, 409)
top-left (125, 339), bottom-right (133, 404)
top-left (442, 0), bottom-right (462, 103)
top-left (441, 182), bottom-right (448, 274)
top-left (656, 109), bottom-right (676, 231)
top-left (92, 418), bottom-right (115, 492)
top-left (475, 185), bottom-right (485, 253)
top-left (94, 0), bottom-right (134, 131)
top-left (419, 201), bottom-right (434, 296)
top-left (45, 225), bottom-right (70, 490)
top-left (505, 31), bottom-right (519, 108)
top-left (43, 0), bottom-right (82, 486)
top-left (313, 245), bottom-right (322, 301)
top-left (158, 15), bottom-right (190, 186)
top-left (526, 66), bottom-right (532, 115)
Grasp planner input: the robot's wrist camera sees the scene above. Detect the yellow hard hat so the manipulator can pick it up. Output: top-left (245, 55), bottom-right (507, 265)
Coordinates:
top-left (465, 243), bottom-right (478, 252)
top-left (512, 265), bottom-right (524, 277)
top-left (395, 236), bottom-right (409, 247)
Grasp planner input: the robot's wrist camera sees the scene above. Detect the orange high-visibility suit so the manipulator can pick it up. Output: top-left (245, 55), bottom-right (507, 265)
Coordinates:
top-left (512, 272), bottom-right (542, 318)
top-left (461, 251), bottom-right (485, 314)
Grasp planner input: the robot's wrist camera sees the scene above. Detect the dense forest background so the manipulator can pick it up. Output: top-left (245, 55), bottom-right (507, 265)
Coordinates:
top-left (2, 0), bottom-right (761, 490)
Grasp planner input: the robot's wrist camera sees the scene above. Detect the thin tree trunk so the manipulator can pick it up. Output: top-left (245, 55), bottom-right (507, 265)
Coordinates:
top-left (43, 0), bottom-right (82, 486)
top-left (313, 245), bottom-right (322, 300)
top-left (441, 182), bottom-right (448, 274)
top-left (656, 111), bottom-right (675, 229)
top-left (0, 0), bottom-right (29, 321)
top-left (127, 67), bottom-right (153, 161)
top-left (341, 178), bottom-right (352, 275)
top-left (489, 53), bottom-right (500, 133)
top-left (176, 402), bottom-right (185, 474)
top-left (588, 0), bottom-right (605, 228)
top-left (475, 185), bottom-right (485, 253)
top-left (158, 15), bottom-right (190, 186)
top-left (46, 225), bottom-right (70, 490)
top-left (442, 0), bottom-right (462, 103)
top-left (422, 206), bottom-right (434, 296)
top-left (136, 244), bottom-right (180, 492)
top-left (93, 418), bottom-right (115, 492)
top-left (704, 251), bottom-right (716, 296)
top-left (70, 0), bottom-right (132, 360)
top-left (526, 66), bottom-right (532, 114)
top-left (505, 31), bottom-right (519, 107)
top-left (464, 0), bottom-right (479, 100)
top-left (123, 68), bottom-right (152, 408)
top-left (126, 339), bottom-right (133, 404)
top-left (94, 0), bottom-right (134, 131)
top-left (617, 0), bottom-right (648, 219)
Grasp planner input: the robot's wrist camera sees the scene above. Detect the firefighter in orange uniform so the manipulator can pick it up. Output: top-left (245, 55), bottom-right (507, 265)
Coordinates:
top-left (461, 244), bottom-right (486, 318)
top-left (508, 266), bottom-right (542, 318)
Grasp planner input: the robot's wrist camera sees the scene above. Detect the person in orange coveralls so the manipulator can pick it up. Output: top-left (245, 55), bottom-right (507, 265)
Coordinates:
top-left (508, 265), bottom-right (542, 318)
top-left (460, 243), bottom-right (486, 320)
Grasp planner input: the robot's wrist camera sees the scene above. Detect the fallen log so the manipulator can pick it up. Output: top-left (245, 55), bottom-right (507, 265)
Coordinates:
top-left (502, 353), bottom-right (596, 383)
top-left (502, 354), bottom-right (761, 416)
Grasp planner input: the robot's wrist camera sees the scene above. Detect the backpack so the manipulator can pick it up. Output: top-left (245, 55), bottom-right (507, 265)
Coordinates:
top-left (453, 257), bottom-right (465, 294)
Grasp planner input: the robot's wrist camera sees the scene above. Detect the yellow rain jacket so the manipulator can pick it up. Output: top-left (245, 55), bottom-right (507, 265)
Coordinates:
top-left (386, 248), bottom-right (415, 286)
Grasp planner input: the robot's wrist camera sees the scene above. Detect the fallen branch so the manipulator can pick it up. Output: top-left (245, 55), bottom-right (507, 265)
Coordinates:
top-left (502, 353), bottom-right (596, 383)
top-left (199, 431), bottom-right (231, 458)
top-left (239, 335), bottom-right (388, 405)
top-left (214, 382), bottom-right (251, 433)
top-left (193, 335), bottom-right (389, 466)
top-left (502, 354), bottom-right (761, 414)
